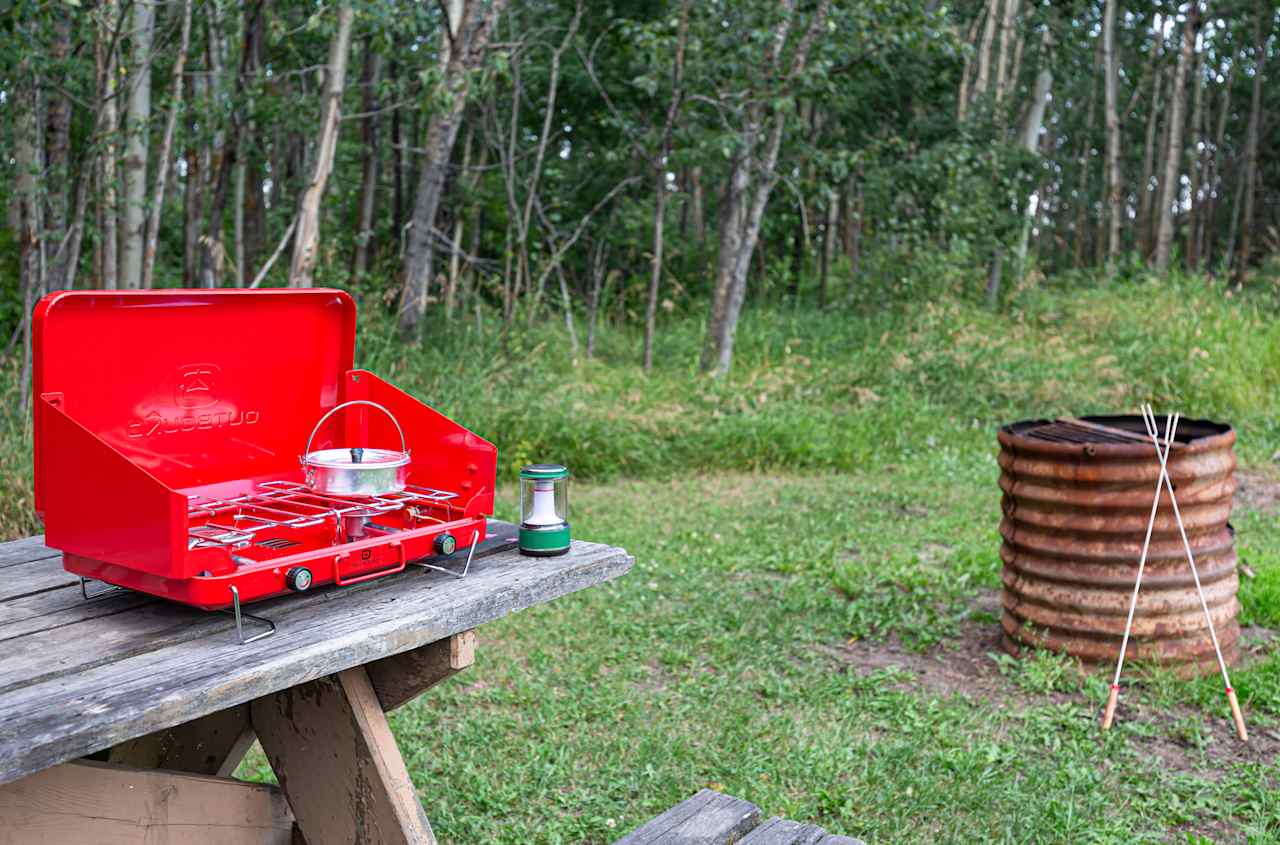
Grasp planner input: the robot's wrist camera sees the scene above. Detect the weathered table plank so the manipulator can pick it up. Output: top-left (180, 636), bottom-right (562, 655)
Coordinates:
top-left (612, 789), bottom-right (762, 845)
top-left (0, 521), bottom-right (632, 784)
top-left (612, 791), bottom-right (866, 845)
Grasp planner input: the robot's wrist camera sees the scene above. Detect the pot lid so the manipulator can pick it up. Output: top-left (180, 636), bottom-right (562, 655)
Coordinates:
top-left (304, 447), bottom-right (410, 469)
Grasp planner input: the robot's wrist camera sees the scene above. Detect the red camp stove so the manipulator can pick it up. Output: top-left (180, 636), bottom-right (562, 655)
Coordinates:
top-left (33, 289), bottom-right (496, 628)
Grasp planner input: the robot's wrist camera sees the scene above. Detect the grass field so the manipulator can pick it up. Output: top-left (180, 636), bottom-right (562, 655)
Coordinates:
top-left (9, 271), bottom-right (1280, 842)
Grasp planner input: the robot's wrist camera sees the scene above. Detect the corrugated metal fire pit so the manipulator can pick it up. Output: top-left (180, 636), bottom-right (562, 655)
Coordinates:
top-left (998, 415), bottom-right (1239, 676)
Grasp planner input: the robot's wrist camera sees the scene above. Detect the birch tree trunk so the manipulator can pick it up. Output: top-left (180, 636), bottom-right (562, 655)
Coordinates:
top-left (1073, 41), bottom-right (1100, 268)
top-left (289, 5), bottom-right (354, 287)
top-left (15, 57), bottom-right (43, 410)
top-left (1186, 47), bottom-right (1206, 271)
top-left (1154, 4), bottom-right (1199, 274)
top-left (690, 166), bottom-right (705, 241)
top-left (44, 15), bottom-right (74, 292)
top-left (98, 0), bottom-right (121, 291)
top-left (1203, 65), bottom-right (1232, 268)
top-left (956, 14), bottom-right (982, 121)
top-left (120, 0), bottom-right (156, 289)
top-left (1013, 47), bottom-right (1052, 279)
top-left (701, 0), bottom-right (830, 376)
top-left (352, 42), bottom-right (384, 278)
top-left (994, 0), bottom-right (1019, 104)
top-left (1102, 0), bottom-right (1122, 266)
top-left (143, 0), bottom-right (194, 290)
top-left (1138, 65), bottom-right (1163, 258)
top-left (398, 0), bottom-right (508, 339)
top-left (1236, 0), bottom-right (1266, 283)
top-left (973, 0), bottom-right (1000, 100)
top-left (643, 0), bottom-right (689, 373)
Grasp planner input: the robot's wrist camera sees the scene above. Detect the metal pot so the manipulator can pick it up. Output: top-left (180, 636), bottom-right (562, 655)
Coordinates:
top-left (301, 401), bottom-right (410, 496)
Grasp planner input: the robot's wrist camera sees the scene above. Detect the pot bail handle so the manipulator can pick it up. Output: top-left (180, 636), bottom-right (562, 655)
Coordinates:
top-left (304, 400), bottom-right (408, 459)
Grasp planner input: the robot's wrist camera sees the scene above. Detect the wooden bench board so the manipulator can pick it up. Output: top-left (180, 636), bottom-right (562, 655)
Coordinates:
top-left (611, 789), bottom-right (762, 845)
top-left (611, 791), bottom-right (865, 845)
top-left (0, 520), bottom-right (632, 785)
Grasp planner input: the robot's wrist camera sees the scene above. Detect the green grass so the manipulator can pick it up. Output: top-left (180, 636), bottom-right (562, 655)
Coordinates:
top-left (9, 268), bottom-right (1280, 841)
top-left (240, 470), bottom-right (1280, 843)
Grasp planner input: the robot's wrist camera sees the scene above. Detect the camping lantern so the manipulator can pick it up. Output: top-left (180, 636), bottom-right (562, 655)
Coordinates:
top-left (518, 464), bottom-right (570, 556)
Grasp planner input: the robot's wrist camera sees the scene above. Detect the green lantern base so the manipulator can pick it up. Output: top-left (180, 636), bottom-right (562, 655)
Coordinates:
top-left (519, 522), bottom-right (571, 556)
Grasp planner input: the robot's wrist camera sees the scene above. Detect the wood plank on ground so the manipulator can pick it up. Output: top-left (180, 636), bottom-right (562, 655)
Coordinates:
top-left (611, 789), bottom-right (762, 845)
top-left (739, 816), bottom-right (865, 845)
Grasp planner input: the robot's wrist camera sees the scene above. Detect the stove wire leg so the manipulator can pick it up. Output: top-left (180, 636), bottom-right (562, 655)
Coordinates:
top-left (223, 584), bottom-right (276, 645)
top-left (416, 530), bottom-right (480, 579)
top-left (79, 577), bottom-right (124, 601)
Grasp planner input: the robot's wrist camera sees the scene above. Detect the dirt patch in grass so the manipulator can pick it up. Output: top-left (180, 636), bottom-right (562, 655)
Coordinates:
top-left (819, 590), bottom-right (1012, 699)
top-left (1235, 466), bottom-right (1280, 514)
top-left (822, 590), bottom-right (1280, 783)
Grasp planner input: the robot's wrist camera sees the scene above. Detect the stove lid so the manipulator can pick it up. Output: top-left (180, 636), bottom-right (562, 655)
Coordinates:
top-left (33, 289), bottom-right (357, 495)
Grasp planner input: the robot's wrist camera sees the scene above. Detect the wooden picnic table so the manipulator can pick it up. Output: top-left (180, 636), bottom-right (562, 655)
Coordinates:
top-left (0, 519), bottom-right (632, 844)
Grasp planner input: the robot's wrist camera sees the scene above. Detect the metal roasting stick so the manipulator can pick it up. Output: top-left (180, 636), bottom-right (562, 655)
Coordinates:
top-left (1141, 405), bottom-right (1248, 741)
top-left (1102, 408), bottom-right (1178, 731)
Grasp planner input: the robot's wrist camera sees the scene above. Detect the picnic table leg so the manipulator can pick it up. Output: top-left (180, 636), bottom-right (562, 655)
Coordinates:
top-left (78, 631), bottom-right (475, 844)
top-left (252, 665), bottom-right (437, 845)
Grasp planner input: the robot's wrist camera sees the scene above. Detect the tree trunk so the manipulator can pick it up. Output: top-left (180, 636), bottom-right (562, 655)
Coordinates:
top-left (98, 0), bottom-right (121, 291)
top-left (973, 0), bottom-right (1000, 100)
top-left (288, 5), bottom-right (354, 287)
top-left (585, 235), bottom-right (609, 360)
top-left (985, 245), bottom-right (1004, 308)
top-left (1186, 45), bottom-right (1206, 272)
top-left (183, 74), bottom-right (203, 285)
top-left (15, 57), bottom-right (44, 410)
top-left (1154, 4), bottom-right (1199, 274)
top-left (398, 0), bottom-right (508, 339)
top-left (1203, 65), bottom-right (1233, 269)
top-left (1015, 49), bottom-right (1052, 276)
top-left (1102, 0), bottom-right (1122, 267)
top-left (1236, 0), bottom-right (1266, 283)
top-left (643, 0), bottom-right (689, 372)
top-left (443, 121), bottom-right (474, 317)
top-left (1138, 64), bottom-right (1164, 258)
top-left (521, 5), bottom-right (583, 329)
top-left (689, 166), bottom-right (705, 241)
top-left (1073, 41), bottom-right (1101, 268)
top-left (994, 0), bottom-right (1019, 104)
top-left (702, 0), bottom-right (830, 376)
top-left (120, 0), bottom-right (156, 289)
top-left (956, 13), bottom-right (982, 121)
top-left (844, 178), bottom-right (862, 303)
top-left (819, 197), bottom-right (837, 308)
top-left (141, 0), bottom-right (193, 290)
top-left (352, 42), bottom-right (383, 277)
top-left (44, 15), bottom-right (74, 292)
top-left (390, 59), bottom-right (406, 246)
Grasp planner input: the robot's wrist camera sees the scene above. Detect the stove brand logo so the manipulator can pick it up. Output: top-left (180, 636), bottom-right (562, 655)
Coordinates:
top-left (126, 363), bottom-right (262, 439)
top-left (174, 363), bottom-right (221, 409)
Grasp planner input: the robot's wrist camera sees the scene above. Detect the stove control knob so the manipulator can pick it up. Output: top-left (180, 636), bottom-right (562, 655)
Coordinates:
top-left (285, 566), bottom-right (313, 592)
top-left (435, 534), bottom-right (457, 556)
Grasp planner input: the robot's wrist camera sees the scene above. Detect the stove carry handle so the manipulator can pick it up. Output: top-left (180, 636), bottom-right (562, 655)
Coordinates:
top-left (333, 539), bottom-right (407, 586)
top-left (304, 400), bottom-right (408, 461)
